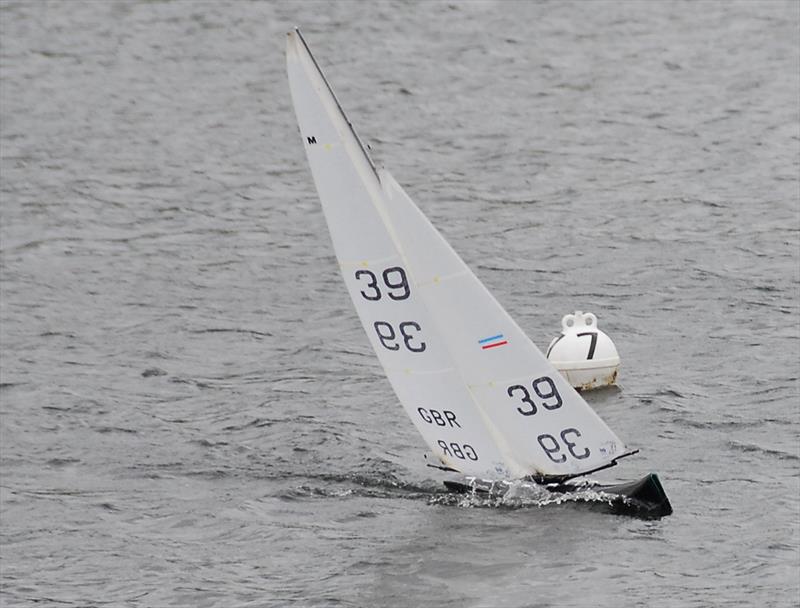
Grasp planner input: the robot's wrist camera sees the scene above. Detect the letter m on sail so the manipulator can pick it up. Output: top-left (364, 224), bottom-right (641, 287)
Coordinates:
top-left (307, 135), bottom-right (317, 144)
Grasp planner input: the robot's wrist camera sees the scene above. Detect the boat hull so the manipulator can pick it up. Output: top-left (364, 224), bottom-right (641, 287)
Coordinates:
top-left (443, 473), bottom-right (672, 519)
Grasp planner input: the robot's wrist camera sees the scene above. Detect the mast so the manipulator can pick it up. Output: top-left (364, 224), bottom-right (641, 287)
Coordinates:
top-left (293, 28), bottom-right (379, 181)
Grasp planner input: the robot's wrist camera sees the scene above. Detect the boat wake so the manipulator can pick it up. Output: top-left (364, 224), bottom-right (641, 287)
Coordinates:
top-left (278, 466), bottom-right (668, 518)
top-left (434, 475), bottom-right (672, 518)
top-left (431, 478), bottom-right (620, 510)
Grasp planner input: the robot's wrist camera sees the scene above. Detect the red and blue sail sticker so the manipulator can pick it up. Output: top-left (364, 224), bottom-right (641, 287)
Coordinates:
top-left (478, 333), bottom-right (508, 350)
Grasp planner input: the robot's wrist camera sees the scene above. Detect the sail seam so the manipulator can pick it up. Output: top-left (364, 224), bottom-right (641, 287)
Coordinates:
top-left (338, 254), bottom-right (400, 269)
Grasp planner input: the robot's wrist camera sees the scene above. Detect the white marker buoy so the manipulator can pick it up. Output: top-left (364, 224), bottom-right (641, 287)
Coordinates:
top-left (546, 311), bottom-right (620, 391)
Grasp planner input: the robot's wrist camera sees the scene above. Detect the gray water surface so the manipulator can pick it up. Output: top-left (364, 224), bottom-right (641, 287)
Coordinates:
top-left (1, 1), bottom-right (799, 607)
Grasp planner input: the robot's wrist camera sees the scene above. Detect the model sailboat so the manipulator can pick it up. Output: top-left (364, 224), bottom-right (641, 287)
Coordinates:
top-left (286, 29), bottom-right (671, 517)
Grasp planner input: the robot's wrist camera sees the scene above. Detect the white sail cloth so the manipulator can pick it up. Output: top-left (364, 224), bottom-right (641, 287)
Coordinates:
top-left (286, 29), bottom-right (629, 480)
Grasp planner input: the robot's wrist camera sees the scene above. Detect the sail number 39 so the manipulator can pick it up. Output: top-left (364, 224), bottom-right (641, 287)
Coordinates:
top-left (373, 321), bottom-right (425, 352)
top-left (507, 376), bottom-right (562, 416)
top-left (355, 267), bottom-right (409, 301)
top-left (507, 376), bottom-right (591, 463)
top-left (537, 428), bottom-right (590, 463)
top-left (356, 267), bottom-right (427, 353)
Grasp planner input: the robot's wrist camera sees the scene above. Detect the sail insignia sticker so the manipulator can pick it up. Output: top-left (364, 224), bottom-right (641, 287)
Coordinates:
top-left (478, 334), bottom-right (508, 350)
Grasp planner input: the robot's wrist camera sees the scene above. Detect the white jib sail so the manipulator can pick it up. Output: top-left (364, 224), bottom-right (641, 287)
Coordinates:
top-left (286, 29), bottom-right (631, 480)
top-left (379, 171), bottom-right (631, 478)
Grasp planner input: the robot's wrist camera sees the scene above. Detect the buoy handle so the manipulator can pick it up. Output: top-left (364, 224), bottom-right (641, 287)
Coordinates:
top-left (561, 311), bottom-right (598, 332)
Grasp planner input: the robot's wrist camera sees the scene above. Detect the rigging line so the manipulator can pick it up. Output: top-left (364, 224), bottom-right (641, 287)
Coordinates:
top-left (530, 449), bottom-right (640, 484)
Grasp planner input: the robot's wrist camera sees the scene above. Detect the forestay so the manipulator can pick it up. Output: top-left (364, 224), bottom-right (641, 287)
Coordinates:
top-left (286, 28), bottom-right (633, 481)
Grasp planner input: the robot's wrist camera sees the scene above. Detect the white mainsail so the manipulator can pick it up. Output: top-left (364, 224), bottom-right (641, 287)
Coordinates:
top-left (286, 28), bottom-right (632, 481)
